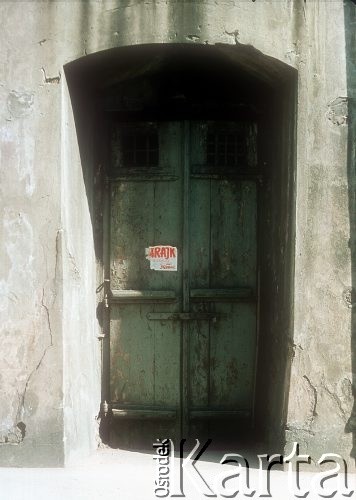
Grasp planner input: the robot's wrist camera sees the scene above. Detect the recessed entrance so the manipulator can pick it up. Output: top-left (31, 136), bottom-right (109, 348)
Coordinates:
top-left (65, 43), bottom-right (297, 453)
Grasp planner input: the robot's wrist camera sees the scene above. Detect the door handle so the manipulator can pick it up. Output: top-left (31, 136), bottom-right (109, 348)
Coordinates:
top-left (147, 312), bottom-right (218, 322)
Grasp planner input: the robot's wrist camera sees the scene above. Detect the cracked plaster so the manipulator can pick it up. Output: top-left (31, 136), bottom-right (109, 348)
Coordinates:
top-left (0, 0), bottom-right (354, 468)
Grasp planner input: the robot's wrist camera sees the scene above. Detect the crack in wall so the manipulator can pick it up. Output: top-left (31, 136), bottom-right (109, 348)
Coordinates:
top-left (41, 287), bottom-right (54, 348)
top-left (303, 375), bottom-right (318, 423)
top-left (7, 230), bottom-right (62, 443)
top-left (11, 287), bottom-right (54, 443)
top-left (55, 229), bottom-right (63, 284)
top-left (322, 383), bottom-right (348, 421)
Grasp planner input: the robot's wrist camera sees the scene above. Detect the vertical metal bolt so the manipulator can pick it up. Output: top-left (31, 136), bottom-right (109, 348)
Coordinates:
top-left (102, 400), bottom-right (109, 417)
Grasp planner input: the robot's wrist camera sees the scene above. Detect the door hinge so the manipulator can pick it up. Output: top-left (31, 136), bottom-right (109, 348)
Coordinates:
top-left (100, 400), bottom-right (110, 417)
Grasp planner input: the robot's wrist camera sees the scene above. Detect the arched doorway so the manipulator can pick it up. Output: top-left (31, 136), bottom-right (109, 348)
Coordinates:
top-left (65, 43), bottom-right (297, 451)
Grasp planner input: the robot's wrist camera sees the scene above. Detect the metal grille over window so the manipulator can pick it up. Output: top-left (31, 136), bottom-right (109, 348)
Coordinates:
top-left (110, 122), bottom-right (160, 174)
top-left (206, 132), bottom-right (247, 168)
top-left (191, 121), bottom-right (257, 177)
top-left (122, 131), bottom-right (159, 167)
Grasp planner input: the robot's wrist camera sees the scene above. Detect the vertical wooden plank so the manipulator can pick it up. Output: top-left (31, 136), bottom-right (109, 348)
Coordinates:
top-left (110, 121), bottom-right (183, 292)
top-left (208, 178), bottom-right (257, 411)
top-left (189, 179), bottom-right (211, 288)
top-left (110, 180), bottom-right (154, 290)
top-left (188, 122), bottom-right (211, 410)
top-left (210, 180), bottom-right (257, 290)
top-left (109, 121), bottom-right (183, 444)
top-left (209, 302), bottom-right (257, 409)
top-left (152, 303), bottom-right (181, 407)
top-left (109, 180), bottom-right (156, 408)
top-left (182, 120), bottom-right (190, 437)
top-left (152, 122), bottom-right (182, 409)
top-left (188, 307), bottom-right (210, 408)
top-left (110, 304), bottom-right (155, 404)
top-left (189, 121), bottom-right (208, 172)
top-left (189, 121), bottom-right (258, 424)
top-left (110, 302), bottom-right (181, 407)
top-left (150, 122), bottom-right (182, 292)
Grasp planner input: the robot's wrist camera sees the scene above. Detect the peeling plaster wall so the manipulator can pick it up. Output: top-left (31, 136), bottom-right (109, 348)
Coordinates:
top-left (0, 0), bottom-right (354, 467)
top-left (286, 1), bottom-right (354, 465)
top-left (0, 3), bottom-right (65, 466)
top-left (0, 1), bottom-right (102, 466)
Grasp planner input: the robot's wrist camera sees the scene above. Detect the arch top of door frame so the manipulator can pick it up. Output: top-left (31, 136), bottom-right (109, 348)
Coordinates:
top-left (64, 42), bottom-right (296, 95)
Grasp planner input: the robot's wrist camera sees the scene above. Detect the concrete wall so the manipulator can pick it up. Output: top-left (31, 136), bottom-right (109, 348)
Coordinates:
top-left (285, 1), bottom-right (354, 464)
top-left (345, 0), bottom-right (356, 463)
top-left (0, 0), bottom-right (354, 466)
top-left (0, 3), bottom-right (65, 465)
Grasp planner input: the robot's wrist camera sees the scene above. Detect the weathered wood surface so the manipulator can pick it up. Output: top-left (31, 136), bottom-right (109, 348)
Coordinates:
top-left (108, 120), bottom-right (258, 442)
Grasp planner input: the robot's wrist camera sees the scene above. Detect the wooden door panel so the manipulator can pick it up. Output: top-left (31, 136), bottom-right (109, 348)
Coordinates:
top-left (109, 122), bottom-right (183, 428)
top-left (189, 179), bottom-right (211, 287)
top-left (189, 313), bottom-right (210, 408)
top-left (209, 302), bottom-right (257, 408)
top-left (110, 303), bottom-right (181, 407)
top-left (151, 309), bottom-right (181, 407)
top-left (110, 181), bottom-right (155, 290)
top-left (188, 303), bottom-right (257, 411)
top-left (107, 119), bottom-right (258, 442)
top-left (210, 180), bottom-right (257, 289)
top-left (110, 179), bottom-right (182, 291)
top-left (188, 122), bottom-right (258, 421)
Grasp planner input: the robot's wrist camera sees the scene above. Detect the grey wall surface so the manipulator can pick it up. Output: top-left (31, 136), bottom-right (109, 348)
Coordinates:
top-left (285, 1), bottom-right (354, 464)
top-left (344, 0), bottom-right (356, 462)
top-left (0, 0), bottom-right (354, 467)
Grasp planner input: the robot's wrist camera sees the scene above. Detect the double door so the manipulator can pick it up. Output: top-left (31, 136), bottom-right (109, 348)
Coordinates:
top-left (106, 120), bottom-right (258, 446)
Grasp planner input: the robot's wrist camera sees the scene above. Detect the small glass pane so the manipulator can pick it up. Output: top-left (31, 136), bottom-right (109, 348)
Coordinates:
top-left (205, 125), bottom-right (252, 169)
top-left (120, 127), bottom-right (159, 168)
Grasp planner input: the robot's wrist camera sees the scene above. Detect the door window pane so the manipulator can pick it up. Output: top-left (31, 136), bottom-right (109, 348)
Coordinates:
top-left (111, 122), bottom-right (159, 171)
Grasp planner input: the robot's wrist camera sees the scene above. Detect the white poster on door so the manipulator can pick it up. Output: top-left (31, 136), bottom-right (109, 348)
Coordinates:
top-left (145, 245), bottom-right (178, 271)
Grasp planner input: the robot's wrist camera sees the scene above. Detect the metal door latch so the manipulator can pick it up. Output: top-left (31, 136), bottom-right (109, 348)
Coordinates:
top-left (104, 278), bottom-right (110, 308)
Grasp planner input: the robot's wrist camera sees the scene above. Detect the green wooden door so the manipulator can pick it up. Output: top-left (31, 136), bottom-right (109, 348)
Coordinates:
top-left (107, 120), bottom-right (258, 446)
